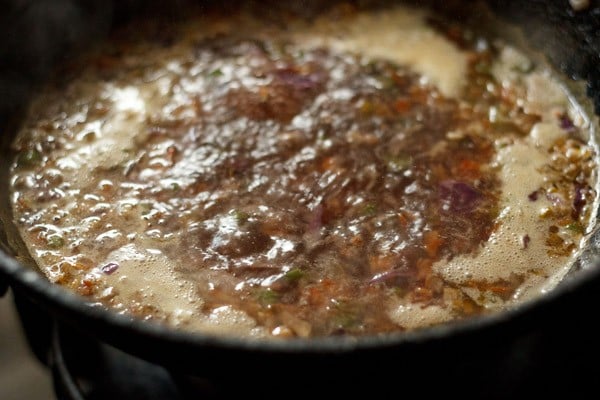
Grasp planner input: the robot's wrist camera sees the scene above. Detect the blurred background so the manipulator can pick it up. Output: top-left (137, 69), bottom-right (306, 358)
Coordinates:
top-left (0, 292), bottom-right (53, 400)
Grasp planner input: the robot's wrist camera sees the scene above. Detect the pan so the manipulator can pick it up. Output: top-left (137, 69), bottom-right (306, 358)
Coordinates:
top-left (1, 0), bottom-right (600, 396)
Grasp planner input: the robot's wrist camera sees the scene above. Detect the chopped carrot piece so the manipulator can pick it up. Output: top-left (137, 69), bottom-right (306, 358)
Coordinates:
top-left (415, 258), bottom-right (433, 280)
top-left (368, 254), bottom-right (397, 274)
top-left (458, 159), bottom-right (480, 179)
top-left (394, 98), bottom-right (411, 113)
top-left (423, 230), bottom-right (443, 258)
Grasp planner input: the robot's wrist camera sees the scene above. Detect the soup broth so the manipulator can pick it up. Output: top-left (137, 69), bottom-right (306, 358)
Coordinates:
top-left (9, 3), bottom-right (598, 338)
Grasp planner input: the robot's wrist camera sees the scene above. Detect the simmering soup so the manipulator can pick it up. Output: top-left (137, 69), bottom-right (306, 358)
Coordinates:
top-left (9, 3), bottom-right (598, 338)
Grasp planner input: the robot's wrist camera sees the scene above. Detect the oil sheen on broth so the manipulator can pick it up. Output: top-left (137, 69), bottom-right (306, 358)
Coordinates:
top-left (9, 5), bottom-right (598, 338)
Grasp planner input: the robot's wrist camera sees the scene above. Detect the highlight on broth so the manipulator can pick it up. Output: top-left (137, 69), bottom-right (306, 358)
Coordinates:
top-left (9, 4), bottom-right (598, 338)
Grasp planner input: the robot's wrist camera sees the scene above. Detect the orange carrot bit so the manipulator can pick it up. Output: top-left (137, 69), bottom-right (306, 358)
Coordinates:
top-left (305, 286), bottom-right (325, 306)
top-left (258, 86), bottom-right (271, 102)
top-left (456, 297), bottom-right (479, 315)
top-left (394, 98), bottom-right (411, 114)
top-left (415, 258), bottom-right (433, 280)
top-left (423, 230), bottom-right (444, 258)
top-left (368, 254), bottom-right (397, 274)
top-left (305, 279), bottom-right (336, 306)
top-left (350, 234), bottom-right (364, 247)
top-left (77, 277), bottom-right (97, 296)
top-left (488, 285), bottom-right (511, 295)
top-left (407, 86), bottom-right (428, 104)
top-left (410, 286), bottom-right (433, 303)
top-left (320, 156), bottom-right (339, 172)
top-left (457, 159), bottom-right (480, 178)
top-left (396, 212), bottom-right (409, 227)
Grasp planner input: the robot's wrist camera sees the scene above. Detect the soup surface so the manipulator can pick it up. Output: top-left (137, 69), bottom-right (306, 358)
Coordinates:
top-left (9, 4), bottom-right (598, 338)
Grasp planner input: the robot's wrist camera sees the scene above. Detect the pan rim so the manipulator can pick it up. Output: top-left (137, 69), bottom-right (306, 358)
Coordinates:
top-left (3, 245), bottom-right (600, 355)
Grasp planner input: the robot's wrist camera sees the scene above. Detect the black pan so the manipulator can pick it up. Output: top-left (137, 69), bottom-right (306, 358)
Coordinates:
top-left (1, 0), bottom-right (600, 396)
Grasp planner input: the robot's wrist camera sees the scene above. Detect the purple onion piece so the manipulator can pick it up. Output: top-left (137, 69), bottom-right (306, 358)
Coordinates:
top-left (559, 114), bottom-right (576, 132)
top-left (439, 180), bottom-right (481, 213)
top-left (307, 204), bottom-right (323, 232)
top-left (546, 191), bottom-right (567, 207)
top-left (228, 156), bottom-right (250, 175)
top-left (573, 184), bottom-right (586, 219)
top-left (522, 234), bottom-right (531, 249)
top-left (528, 190), bottom-right (539, 201)
top-left (101, 262), bottom-right (119, 275)
top-left (274, 68), bottom-right (323, 91)
top-left (369, 268), bottom-right (412, 285)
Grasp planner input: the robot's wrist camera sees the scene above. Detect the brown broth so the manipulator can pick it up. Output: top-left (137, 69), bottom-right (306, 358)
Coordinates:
top-left (8, 4), bottom-right (598, 338)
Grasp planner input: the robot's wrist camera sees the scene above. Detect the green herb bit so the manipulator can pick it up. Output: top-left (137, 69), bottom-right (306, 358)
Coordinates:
top-left (462, 29), bottom-right (475, 43)
top-left (257, 288), bottom-right (280, 307)
top-left (140, 202), bottom-right (153, 215)
top-left (386, 154), bottom-right (412, 173)
top-left (363, 203), bottom-right (377, 216)
top-left (284, 268), bottom-right (305, 283)
top-left (273, 41), bottom-right (291, 58)
top-left (17, 148), bottom-right (42, 168)
top-left (491, 121), bottom-right (522, 135)
top-left (359, 100), bottom-right (375, 115)
top-left (208, 68), bottom-right (224, 78)
top-left (332, 302), bottom-right (361, 330)
top-left (474, 61), bottom-right (491, 74)
top-left (47, 235), bottom-right (65, 249)
top-left (317, 129), bottom-right (329, 141)
top-left (170, 182), bottom-right (180, 191)
top-left (377, 75), bottom-right (396, 90)
top-left (566, 222), bottom-right (584, 234)
top-left (488, 106), bottom-right (511, 124)
top-left (510, 60), bottom-right (534, 73)
top-left (364, 60), bottom-right (378, 71)
top-left (230, 209), bottom-right (250, 224)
